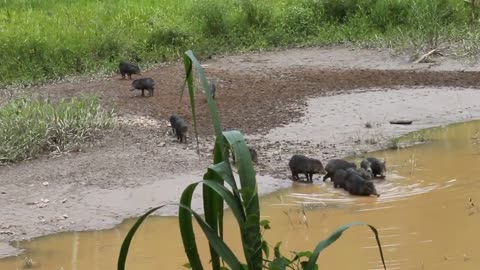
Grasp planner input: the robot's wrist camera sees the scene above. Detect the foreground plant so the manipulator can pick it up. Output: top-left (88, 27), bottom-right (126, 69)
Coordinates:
top-left (117, 50), bottom-right (387, 270)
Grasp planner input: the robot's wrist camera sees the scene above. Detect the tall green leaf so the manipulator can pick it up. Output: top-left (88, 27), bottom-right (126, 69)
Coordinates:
top-left (117, 206), bottom-right (165, 270)
top-left (183, 50), bottom-right (226, 270)
top-left (303, 222), bottom-right (387, 270)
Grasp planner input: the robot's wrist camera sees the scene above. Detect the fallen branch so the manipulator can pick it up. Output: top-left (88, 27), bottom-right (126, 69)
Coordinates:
top-left (413, 49), bottom-right (437, 64)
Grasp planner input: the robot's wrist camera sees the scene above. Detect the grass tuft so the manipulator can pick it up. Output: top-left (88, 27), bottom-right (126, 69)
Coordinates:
top-left (0, 95), bottom-right (115, 163)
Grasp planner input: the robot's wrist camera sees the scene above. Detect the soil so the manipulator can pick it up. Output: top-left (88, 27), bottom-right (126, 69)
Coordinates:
top-left (1, 46), bottom-right (480, 257)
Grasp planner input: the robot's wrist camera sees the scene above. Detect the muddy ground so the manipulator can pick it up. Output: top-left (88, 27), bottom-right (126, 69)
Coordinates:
top-left (1, 46), bottom-right (480, 257)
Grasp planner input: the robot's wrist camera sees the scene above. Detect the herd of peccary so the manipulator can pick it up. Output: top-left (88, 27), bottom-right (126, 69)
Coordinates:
top-left (118, 60), bottom-right (220, 144)
top-left (119, 60), bottom-right (383, 197)
top-left (289, 154), bottom-right (386, 197)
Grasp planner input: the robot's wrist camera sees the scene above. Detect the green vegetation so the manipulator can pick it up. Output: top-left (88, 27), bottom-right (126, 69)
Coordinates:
top-left (0, 0), bottom-right (478, 85)
top-left (0, 96), bottom-right (115, 163)
top-left (117, 50), bottom-right (386, 269)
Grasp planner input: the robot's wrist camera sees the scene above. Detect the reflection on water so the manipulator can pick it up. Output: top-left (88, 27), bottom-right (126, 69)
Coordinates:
top-left (2, 121), bottom-right (480, 270)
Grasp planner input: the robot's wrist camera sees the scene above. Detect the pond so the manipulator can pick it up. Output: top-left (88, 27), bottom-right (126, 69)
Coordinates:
top-left (1, 120), bottom-right (480, 270)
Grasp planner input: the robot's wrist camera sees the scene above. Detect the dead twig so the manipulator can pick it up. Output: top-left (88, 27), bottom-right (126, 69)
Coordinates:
top-left (413, 49), bottom-right (438, 64)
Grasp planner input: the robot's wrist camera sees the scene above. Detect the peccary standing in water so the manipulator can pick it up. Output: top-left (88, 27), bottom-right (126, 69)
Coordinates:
top-left (289, 155), bottom-right (326, 183)
top-left (131, 78), bottom-right (154, 97)
top-left (169, 114), bottom-right (180, 135)
top-left (332, 169), bottom-right (349, 189)
top-left (232, 146), bottom-right (258, 165)
top-left (323, 159), bottom-right (357, 182)
top-left (119, 61), bottom-right (141, 80)
top-left (344, 173), bottom-right (379, 197)
top-left (346, 167), bottom-right (373, 181)
top-left (361, 157), bottom-right (386, 178)
top-left (175, 118), bottom-right (188, 143)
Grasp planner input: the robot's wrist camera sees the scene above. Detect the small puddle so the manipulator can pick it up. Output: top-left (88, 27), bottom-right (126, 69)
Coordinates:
top-left (2, 121), bottom-right (480, 269)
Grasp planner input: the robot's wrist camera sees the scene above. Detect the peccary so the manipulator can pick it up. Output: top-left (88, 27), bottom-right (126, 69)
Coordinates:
top-left (344, 173), bottom-right (379, 197)
top-left (332, 169), bottom-right (349, 189)
top-left (232, 146), bottom-right (258, 165)
top-left (169, 114), bottom-right (180, 135)
top-left (346, 167), bottom-right (373, 181)
top-left (119, 61), bottom-right (141, 80)
top-left (289, 155), bottom-right (326, 183)
top-left (175, 118), bottom-right (188, 143)
top-left (323, 159), bottom-right (357, 182)
top-left (131, 78), bottom-right (154, 97)
top-left (361, 157), bottom-right (386, 178)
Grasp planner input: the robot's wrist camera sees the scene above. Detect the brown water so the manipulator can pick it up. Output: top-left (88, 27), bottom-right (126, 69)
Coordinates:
top-left (2, 121), bottom-right (480, 270)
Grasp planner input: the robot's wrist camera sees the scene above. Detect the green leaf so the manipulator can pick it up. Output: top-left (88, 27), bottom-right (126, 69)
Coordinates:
top-left (292, 251), bottom-right (313, 261)
top-left (180, 204), bottom-right (244, 270)
top-left (268, 257), bottom-right (290, 270)
top-left (261, 240), bottom-right (270, 259)
top-left (260, 220), bottom-right (271, 230)
top-left (303, 222), bottom-right (387, 270)
top-left (301, 261), bottom-right (317, 270)
top-left (223, 130), bottom-right (262, 270)
top-left (274, 242), bottom-right (282, 259)
top-left (117, 205), bottom-right (165, 270)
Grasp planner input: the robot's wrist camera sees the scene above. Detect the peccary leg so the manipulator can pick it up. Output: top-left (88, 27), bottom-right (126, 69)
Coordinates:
top-left (141, 89), bottom-right (145, 97)
top-left (323, 172), bottom-right (332, 182)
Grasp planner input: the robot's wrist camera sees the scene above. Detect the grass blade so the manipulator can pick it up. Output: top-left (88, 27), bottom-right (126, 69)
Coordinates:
top-left (223, 130), bottom-right (262, 270)
top-left (117, 205), bottom-right (165, 270)
top-left (180, 204), bottom-right (244, 270)
top-left (183, 49), bottom-right (228, 269)
top-left (304, 222), bottom-right (387, 270)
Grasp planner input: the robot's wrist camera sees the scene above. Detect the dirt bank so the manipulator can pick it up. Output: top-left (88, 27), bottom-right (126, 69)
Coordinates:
top-left (1, 46), bottom-right (480, 257)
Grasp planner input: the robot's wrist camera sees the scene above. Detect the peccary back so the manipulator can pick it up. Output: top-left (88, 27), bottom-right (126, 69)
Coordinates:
top-left (361, 157), bottom-right (386, 177)
top-left (323, 159), bottom-right (357, 182)
top-left (119, 61), bottom-right (141, 79)
top-left (289, 154), bottom-right (326, 183)
top-left (175, 118), bottom-right (188, 143)
top-left (169, 114), bottom-right (180, 135)
top-left (345, 173), bottom-right (379, 197)
top-left (131, 78), bottom-right (155, 97)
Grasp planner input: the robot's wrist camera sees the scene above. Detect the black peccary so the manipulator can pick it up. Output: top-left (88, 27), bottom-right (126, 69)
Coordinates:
top-left (175, 118), bottom-right (188, 143)
top-left (361, 157), bottom-right (386, 178)
top-left (344, 173), bottom-right (380, 197)
top-left (323, 159), bottom-right (357, 182)
top-left (131, 78), bottom-right (154, 97)
top-left (169, 114), bottom-right (180, 135)
top-left (232, 146), bottom-right (258, 165)
top-left (288, 155), bottom-right (326, 183)
top-left (119, 61), bottom-right (141, 80)
top-left (332, 169), bottom-right (349, 189)
top-left (346, 167), bottom-right (373, 181)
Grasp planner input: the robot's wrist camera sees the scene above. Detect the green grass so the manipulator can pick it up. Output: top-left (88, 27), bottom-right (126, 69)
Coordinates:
top-left (0, 0), bottom-right (477, 85)
top-left (0, 95), bottom-right (115, 163)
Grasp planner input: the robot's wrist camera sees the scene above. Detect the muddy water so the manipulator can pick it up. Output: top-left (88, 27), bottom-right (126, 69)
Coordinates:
top-left (2, 121), bottom-right (480, 270)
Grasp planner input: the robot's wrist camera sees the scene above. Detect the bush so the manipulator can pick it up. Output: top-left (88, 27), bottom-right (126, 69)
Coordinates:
top-left (146, 27), bottom-right (192, 49)
top-left (190, 0), bottom-right (229, 37)
top-left (282, 6), bottom-right (318, 36)
top-left (370, 0), bottom-right (410, 32)
top-left (0, 96), bottom-right (115, 163)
